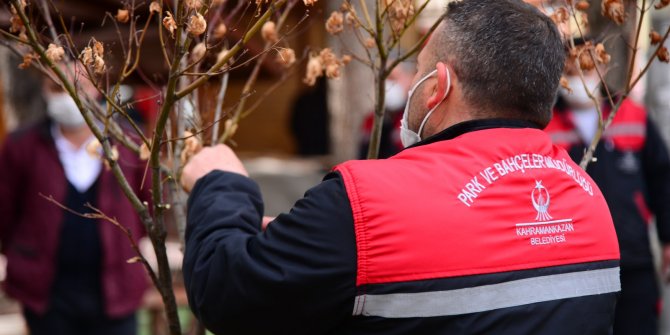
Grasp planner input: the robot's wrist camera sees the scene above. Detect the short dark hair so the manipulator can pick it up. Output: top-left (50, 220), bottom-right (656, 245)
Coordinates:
top-left (435, 0), bottom-right (565, 127)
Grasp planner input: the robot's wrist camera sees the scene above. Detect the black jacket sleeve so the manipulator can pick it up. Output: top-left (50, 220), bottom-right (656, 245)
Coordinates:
top-left (183, 170), bottom-right (357, 335)
top-left (643, 119), bottom-right (670, 243)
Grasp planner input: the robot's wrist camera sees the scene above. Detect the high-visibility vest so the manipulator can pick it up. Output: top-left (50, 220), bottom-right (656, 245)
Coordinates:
top-left (335, 125), bottom-right (619, 333)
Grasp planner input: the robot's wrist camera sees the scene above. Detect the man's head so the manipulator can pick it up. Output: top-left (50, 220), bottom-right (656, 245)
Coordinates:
top-left (406, 0), bottom-right (565, 139)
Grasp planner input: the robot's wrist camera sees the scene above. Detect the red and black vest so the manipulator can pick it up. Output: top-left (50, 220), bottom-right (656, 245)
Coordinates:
top-left (335, 121), bottom-right (620, 334)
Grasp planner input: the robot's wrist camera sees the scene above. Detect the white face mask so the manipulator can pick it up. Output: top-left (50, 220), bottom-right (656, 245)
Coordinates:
top-left (47, 92), bottom-right (85, 128)
top-left (385, 80), bottom-right (407, 111)
top-left (400, 68), bottom-right (451, 147)
top-left (560, 75), bottom-right (600, 107)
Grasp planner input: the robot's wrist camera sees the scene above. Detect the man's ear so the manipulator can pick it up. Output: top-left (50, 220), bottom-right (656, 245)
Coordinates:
top-left (426, 62), bottom-right (450, 109)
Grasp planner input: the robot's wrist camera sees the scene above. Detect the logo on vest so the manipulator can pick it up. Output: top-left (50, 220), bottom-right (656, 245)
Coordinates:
top-left (532, 181), bottom-right (552, 222)
top-left (516, 180), bottom-right (575, 246)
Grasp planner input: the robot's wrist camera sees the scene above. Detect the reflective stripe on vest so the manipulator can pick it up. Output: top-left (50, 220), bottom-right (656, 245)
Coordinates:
top-left (352, 267), bottom-right (620, 317)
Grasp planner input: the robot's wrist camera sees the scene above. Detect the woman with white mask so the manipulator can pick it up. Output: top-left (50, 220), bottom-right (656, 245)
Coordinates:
top-left (0, 62), bottom-right (149, 335)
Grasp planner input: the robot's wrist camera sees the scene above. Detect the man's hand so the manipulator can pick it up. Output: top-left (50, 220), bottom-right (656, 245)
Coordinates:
top-left (181, 144), bottom-right (248, 192)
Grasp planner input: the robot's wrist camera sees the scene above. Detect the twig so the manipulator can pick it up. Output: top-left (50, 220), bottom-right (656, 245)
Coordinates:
top-left (175, 0), bottom-right (288, 99)
top-left (625, 0), bottom-right (646, 92)
top-left (386, 12), bottom-right (444, 74)
top-left (218, 0), bottom-right (297, 143)
top-left (40, 194), bottom-right (160, 289)
top-left (211, 71), bottom-right (229, 144)
top-left (241, 64), bottom-right (299, 118)
top-left (38, 0), bottom-right (59, 41)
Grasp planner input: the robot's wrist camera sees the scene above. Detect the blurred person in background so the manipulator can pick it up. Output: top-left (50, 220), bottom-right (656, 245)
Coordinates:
top-left (0, 64), bottom-right (149, 335)
top-left (358, 63), bottom-right (415, 159)
top-left (290, 77), bottom-right (331, 157)
top-left (545, 41), bottom-right (670, 335)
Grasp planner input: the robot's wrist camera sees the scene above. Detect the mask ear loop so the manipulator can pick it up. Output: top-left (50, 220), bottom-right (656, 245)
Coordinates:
top-left (417, 64), bottom-right (451, 138)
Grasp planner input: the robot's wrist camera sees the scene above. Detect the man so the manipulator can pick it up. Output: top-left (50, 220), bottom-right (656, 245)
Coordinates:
top-left (182, 1), bottom-right (620, 334)
top-left (546, 52), bottom-right (670, 335)
top-left (0, 67), bottom-right (148, 335)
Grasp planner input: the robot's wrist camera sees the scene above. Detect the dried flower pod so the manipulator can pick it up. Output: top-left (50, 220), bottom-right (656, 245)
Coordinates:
top-left (386, 0), bottom-right (415, 34)
top-left (303, 0), bottom-right (317, 5)
top-left (116, 9), bottom-right (130, 23)
top-left (345, 11), bottom-right (360, 27)
top-left (102, 146), bottom-right (119, 170)
top-left (8, 0), bottom-right (26, 35)
top-left (185, 0), bottom-right (203, 10)
top-left (364, 37), bottom-right (376, 49)
top-left (192, 42), bottom-right (207, 61)
top-left (550, 7), bottom-right (569, 24)
top-left (578, 48), bottom-right (596, 71)
top-left (277, 48), bottom-right (296, 68)
top-left (575, 1), bottom-right (590, 11)
top-left (560, 76), bottom-right (572, 94)
top-left (303, 54), bottom-right (324, 86)
top-left (319, 48), bottom-right (342, 79)
top-left (19, 53), bottom-right (36, 69)
top-left (326, 11), bottom-right (344, 35)
top-left (213, 23), bottom-right (228, 39)
top-left (163, 12), bottom-right (177, 38)
top-left (139, 142), bottom-right (151, 161)
top-left (93, 40), bottom-right (104, 56)
top-left (319, 48), bottom-right (337, 64)
top-left (656, 0), bottom-right (670, 10)
top-left (9, 14), bottom-right (23, 33)
top-left (109, 145), bottom-right (119, 162)
top-left (595, 43), bottom-right (610, 64)
top-left (93, 54), bottom-right (106, 74)
top-left (567, 47), bottom-right (578, 62)
top-left (187, 13), bottom-right (207, 36)
top-left (181, 131), bottom-right (202, 163)
top-left (658, 47), bottom-right (670, 63)
top-left (150, 1), bottom-right (161, 14)
top-left (80, 47), bottom-right (94, 66)
top-left (10, 0), bottom-right (27, 14)
top-left (325, 64), bottom-right (341, 79)
top-left (601, 0), bottom-right (624, 25)
top-left (46, 43), bottom-right (65, 63)
top-left (86, 139), bottom-right (102, 158)
top-left (650, 31), bottom-right (662, 45)
top-left (261, 21), bottom-right (279, 43)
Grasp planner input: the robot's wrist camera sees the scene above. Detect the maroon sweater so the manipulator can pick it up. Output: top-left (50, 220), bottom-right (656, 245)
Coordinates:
top-left (0, 120), bottom-right (149, 317)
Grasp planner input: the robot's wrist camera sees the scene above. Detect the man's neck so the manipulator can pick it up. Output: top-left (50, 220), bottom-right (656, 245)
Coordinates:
top-left (58, 124), bottom-right (93, 149)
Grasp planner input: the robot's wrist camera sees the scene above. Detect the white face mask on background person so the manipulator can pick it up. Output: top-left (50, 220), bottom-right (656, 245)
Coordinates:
top-left (385, 80), bottom-right (407, 111)
top-left (560, 75), bottom-right (601, 107)
top-left (47, 92), bottom-right (86, 128)
top-left (400, 68), bottom-right (451, 147)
